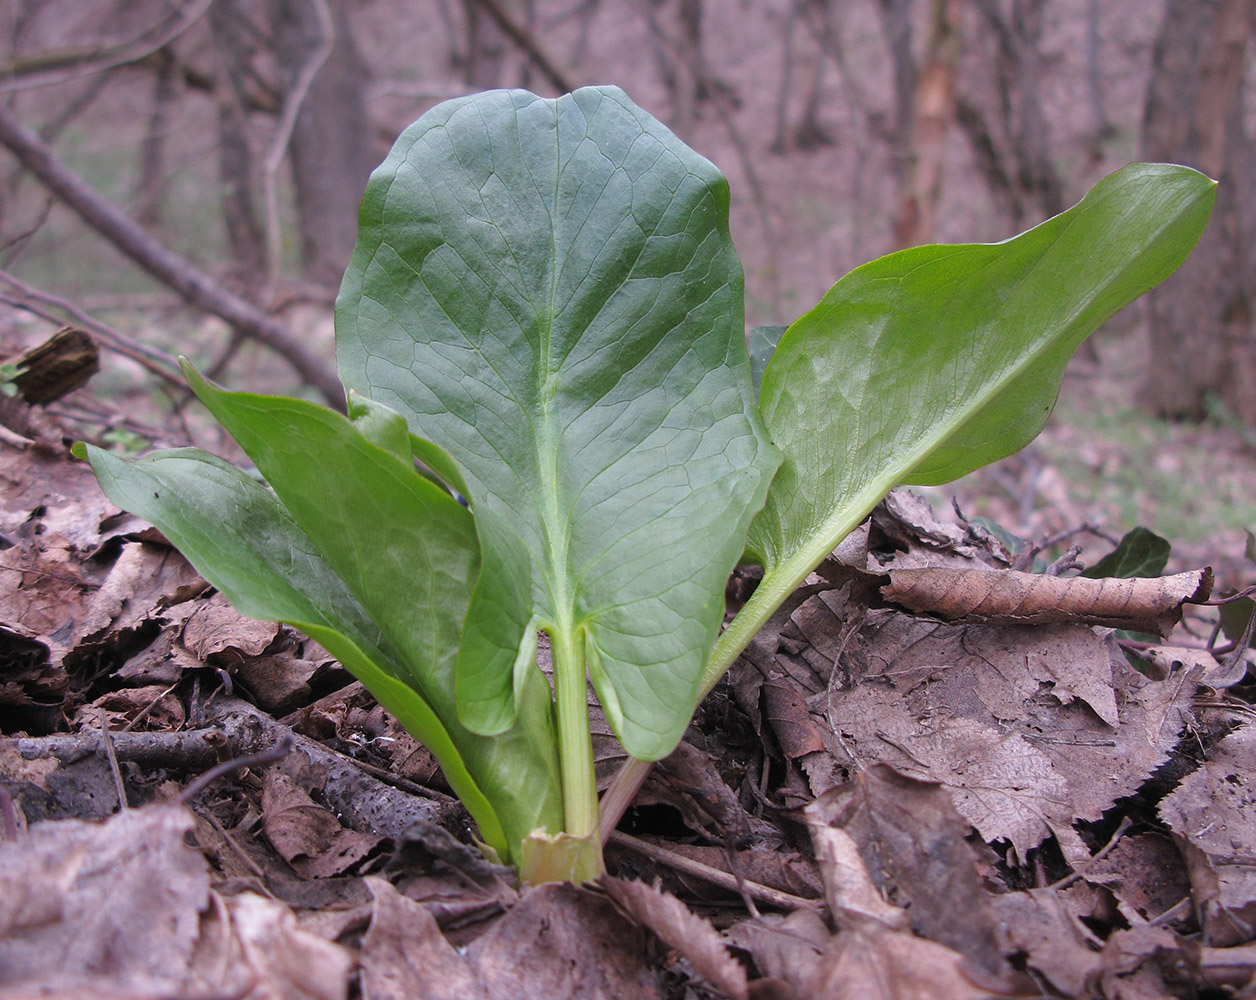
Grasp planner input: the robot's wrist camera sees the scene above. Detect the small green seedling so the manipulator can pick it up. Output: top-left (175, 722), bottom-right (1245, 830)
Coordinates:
top-left (78, 86), bottom-right (1214, 882)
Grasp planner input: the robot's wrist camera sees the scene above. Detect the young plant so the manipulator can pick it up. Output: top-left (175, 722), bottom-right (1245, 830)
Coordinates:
top-left (78, 86), bottom-right (1214, 883)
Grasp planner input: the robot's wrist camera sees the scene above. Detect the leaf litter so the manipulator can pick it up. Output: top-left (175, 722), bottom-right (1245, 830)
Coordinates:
top-left (3, 426), bottom-right (1256, 998)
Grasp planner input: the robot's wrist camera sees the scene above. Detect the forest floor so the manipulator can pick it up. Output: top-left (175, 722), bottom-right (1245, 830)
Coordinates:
top-left (2, 312), bottom-right (1256, 999)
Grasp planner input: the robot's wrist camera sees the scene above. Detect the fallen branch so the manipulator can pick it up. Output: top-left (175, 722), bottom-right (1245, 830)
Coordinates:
top-left (0, 102), bottom-right (342, 406)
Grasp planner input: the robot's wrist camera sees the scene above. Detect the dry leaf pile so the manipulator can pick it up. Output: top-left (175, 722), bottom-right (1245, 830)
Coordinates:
top-left (3, 430), bottom-right (1256, 999)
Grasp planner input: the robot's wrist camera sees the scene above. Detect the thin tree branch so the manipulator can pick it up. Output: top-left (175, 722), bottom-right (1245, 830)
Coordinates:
top-left (0, 101), bottom-right (342, 405)
top-left (465, 0), bottom-right (577, 93)
top-left (0, 0), bottom-right (215, 93)
top-left (0, 267), bottom-right (183, 387)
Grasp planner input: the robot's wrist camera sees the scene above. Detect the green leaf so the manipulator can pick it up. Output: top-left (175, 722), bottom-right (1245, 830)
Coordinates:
top-left (748, 325), bottom-right (787, 395)
top-left (80, 375), bottom-right (564, 865)
top-left (1082, 527), bottom-right (1171, 579)
top-left (747, 164), bottom-right (1215, 586)
top-left (336, 86), bottom-right (780, 763)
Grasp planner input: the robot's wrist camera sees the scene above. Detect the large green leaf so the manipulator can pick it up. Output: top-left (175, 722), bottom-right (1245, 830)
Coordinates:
top-left (746, 163), bottom-right (1215, 587)
top-left (80, 376), bottom-right (563, 864)
top-left (336, 86), bottom-right (779, 761)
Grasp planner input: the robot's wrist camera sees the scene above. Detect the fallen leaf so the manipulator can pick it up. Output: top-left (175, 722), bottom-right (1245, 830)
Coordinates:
top-left (262, 767), bottom-right (385, 878)
top-left (802, 922), bottom-right (1012, 1000)
top-left (807, 765), bottom-right (1006, 975)
top-left (987, 887), bottom-right (1103, 997)
top-left (183, 589), bottom-right (283, 660)
top-left (0, 804), bottom-right (208, 995)
top-left (882, 567), bottom-right (1212, 635)
top-left (1158, 723), bottom-right (1256, 945)
top-left (200, 890), bottom-right (353, 1000)
top-left (360, 877), bottom-right (661, 1000)
top-left (603, 875), bottom-right (749, 1000)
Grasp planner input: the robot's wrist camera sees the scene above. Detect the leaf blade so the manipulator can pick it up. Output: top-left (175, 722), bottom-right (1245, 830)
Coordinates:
top-left (337, 86), bottom-right (779, 760)
top-left (749, 163), bottom-right (1216, 576)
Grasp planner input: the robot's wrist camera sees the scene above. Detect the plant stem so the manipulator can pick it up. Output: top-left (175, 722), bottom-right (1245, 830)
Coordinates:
top-left (551, 626), bottom-right (600, 846)
top-left (599, 505), bottom-right (871, 842)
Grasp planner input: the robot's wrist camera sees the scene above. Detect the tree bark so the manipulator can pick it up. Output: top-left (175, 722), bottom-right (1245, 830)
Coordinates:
top-left (1139, 0), bottom-right (1256, 422)
top-left (209, 0), bottom-right (266, 290)
top-left (268, 0), bottom-right (376, 286)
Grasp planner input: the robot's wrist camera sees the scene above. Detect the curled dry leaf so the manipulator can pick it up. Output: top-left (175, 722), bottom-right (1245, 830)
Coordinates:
top-left (882, 566), bottom-right (1213, 635)
top-left (602, 875), bottom-right (749, 1000)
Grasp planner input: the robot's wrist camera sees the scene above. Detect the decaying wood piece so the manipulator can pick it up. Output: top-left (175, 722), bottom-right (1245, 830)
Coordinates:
top-left (882, 566), bottom-right (1213, 635)
top-left (10, 326), bottom-right (99, 405)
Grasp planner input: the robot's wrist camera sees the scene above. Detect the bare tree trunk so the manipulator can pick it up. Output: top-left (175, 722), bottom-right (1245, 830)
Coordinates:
top-left (133, 46), bottom-right (177, 227)
top-left (268, 0), bottom-right (376, 286)
top-left (955, 0), bottom-right (1063, 231)
top-left (209, 0), bottom-right (266, 290)
top-left (1139, 0), bottom-right (1256, 422)
top-left (893, 0), bottom-right (961, 247)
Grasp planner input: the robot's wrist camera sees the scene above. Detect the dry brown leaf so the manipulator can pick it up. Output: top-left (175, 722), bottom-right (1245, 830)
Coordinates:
top-left (1087, 832), bottom-right (1191, 924)
top-left (812, 611), bottom-right (1196, 859)
top-left (802, 923), bottom-right (1012, 1000)
top-left (199, 890), bottom-right (354, 1000)
top-left (183, 589), bottom-right (283, 659)
top-left (805, 815), bottom-right (907, 930)
top-left (1093, 925), bottom-right (1195, 1000)
top-left (1158, 723), bottom-right (1256, 945)
top-left (603, 875), bottom-right (749, 1000)
top-left (362, 877), bottom-right (661, 1000)
top-left (360, 877), bottom-right (485, 1000)
top-left (0, 804), bottom-right (209, 995)
top-left (807, 766), bottom-right (1006, 976)
top-left (988, 887), bottom-right (1105, 997)
top-left (262, 768), bottom-right (385, 878)
top-left (883, 566), bottom-right (1212, 635)
top-left (723, 909), bottom-right (829, 994)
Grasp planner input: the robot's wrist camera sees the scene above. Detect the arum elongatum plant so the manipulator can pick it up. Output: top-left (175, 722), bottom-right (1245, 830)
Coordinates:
top-left (79, 86), bottom-right (1215, 883)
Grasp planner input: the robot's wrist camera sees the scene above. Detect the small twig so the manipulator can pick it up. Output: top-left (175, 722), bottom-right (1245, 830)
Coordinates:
top-left (1201, 585), bottom-right (1256, 605)
top-left (609, 830), bottom-right (820, 912)
top-left (204, 810), bottom-right (269, 880)
top-left (466, 0), bottom-right (577, 94)
top-left (0, 101), bottom-right (342, 403)
top-left (97, 706), bottom-right (129, 811)
top-left (175, 735), bottom-right (294, 805)
top-left (0, 424), bottom-right (33, 449)
top-left (721, 835), bottom-right (762, 919)
top-left (1044, 544), bottom-right (1084, 576)
top-left (1048, 815), bottom-right (1132, 891)
top-left (0, 0), bottom-right (214, 93)
top-left (119, 681), bottom-right (182, 734)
